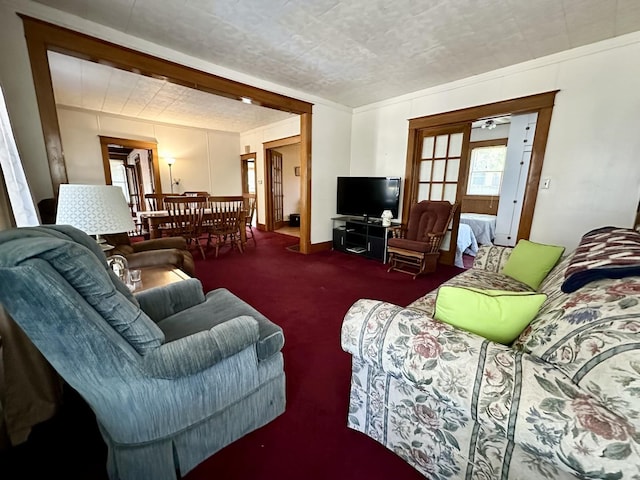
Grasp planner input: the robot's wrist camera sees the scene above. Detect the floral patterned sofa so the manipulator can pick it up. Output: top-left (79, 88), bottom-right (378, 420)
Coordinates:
top-left (341, 238), bottom-right (640, 479)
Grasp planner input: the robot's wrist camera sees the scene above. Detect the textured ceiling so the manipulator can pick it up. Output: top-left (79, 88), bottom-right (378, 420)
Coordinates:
top-left (34, 0), bottom-right (640, 108)
top-left (48, 52), bottom-right (296, 132)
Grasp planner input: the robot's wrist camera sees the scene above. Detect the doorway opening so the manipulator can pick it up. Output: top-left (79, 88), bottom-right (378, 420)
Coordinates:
top-left (21, 16), bottom-right (313, 254)
top-left (404, 91), bottom-right (558, 267)
top-left (241, 152), bottom-right (257, 228)
top-left (99, 136), bottom-right (162, 233)
top-left (264, 136), bottom-right (301, 239)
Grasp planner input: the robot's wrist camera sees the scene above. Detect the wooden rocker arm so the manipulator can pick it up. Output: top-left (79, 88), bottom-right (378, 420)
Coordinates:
top-left (423, 232), bottom-right (446, 251)
top-left (389, 225), bottom-right (407, 238)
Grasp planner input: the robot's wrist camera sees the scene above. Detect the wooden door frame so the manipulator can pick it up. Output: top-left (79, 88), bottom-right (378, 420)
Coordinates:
top-left (404, 90), bottom-right (558, 242)
top-left (240, 152), bottom-right (256, 196)
top-left (408, 123), bottom-right (471, 265)
top-left (20, 15), bottom-right (314, 253)
top-left (265, 149), bottom-right (285, 231)
top-left (240, 152), bottom-right (258, 227)
top-left (99, 136), bottom-right (161, 205)
top-left (263, 135), bottom-right (301, 231)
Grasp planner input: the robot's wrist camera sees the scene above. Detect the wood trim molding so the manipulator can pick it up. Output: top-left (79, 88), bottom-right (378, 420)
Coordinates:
top-left (20, 16), bottom-right (312, 115)
top-left (20, 15), bottom-right (314, 253)
top-left (299, 114), bottom-right (311, 254)
top-left (264, 149), bottom-right (274, 231)
top-left (408, 91), bottom-right (559, 130)
top-left (22, 21), bottom-right (68, 194)
top-left (263, 135), bottom-right (301, 150)
top-left (308, 241), bottom-right (332, 253)
top-left (517, 106), bottom-right (553, 240)
top-left (99, 140), bottom-right (112, 185)
top-left (401, 128), bottom-right (418, 227)
top-left (98, 136), bottom-right (161, 193)
top-left (469, 138), bottom-right (508, 148)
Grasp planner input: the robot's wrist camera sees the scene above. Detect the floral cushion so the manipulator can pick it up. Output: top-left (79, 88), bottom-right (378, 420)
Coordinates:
top-left (472, 244), bottom-right (513, 272)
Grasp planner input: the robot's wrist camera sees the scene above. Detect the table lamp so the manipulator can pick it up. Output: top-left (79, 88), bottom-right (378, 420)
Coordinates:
top-left (56, 184), bottom-right (135, 249)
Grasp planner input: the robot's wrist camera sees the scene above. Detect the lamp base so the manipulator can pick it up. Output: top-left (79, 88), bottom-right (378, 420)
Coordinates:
top-left (95, 234), bottom-right (115, 252)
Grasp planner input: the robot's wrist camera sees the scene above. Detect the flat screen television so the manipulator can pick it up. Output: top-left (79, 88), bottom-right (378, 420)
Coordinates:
top-left (336, 176), bottom-right (401, 219)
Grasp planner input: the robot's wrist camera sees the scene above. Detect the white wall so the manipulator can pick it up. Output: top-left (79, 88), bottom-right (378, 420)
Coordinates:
top-left (240, 116), bottom-right (300, 226)
top-left (310, 103), bottom-right (352, 242)
top-left (351, 32), bottom-right (640, 251)
top-left (239, 104), bottom-right (352, 244)
top-left (57, 107), bottom-right (240, 195)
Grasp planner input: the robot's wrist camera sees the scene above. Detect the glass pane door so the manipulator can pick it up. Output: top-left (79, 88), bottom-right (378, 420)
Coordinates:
top-left (413, 125), bottom-right (470, 263)
top-left (418, 131), bottom-right (463, 204)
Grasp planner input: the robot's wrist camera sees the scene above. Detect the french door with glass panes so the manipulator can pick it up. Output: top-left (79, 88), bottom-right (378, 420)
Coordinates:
top-left (406, 124), bottom-right (471, 265)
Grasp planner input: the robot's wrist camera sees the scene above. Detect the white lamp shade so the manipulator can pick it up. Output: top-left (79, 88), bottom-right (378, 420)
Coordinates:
top-left (56, 184), bottom-right (135, 235)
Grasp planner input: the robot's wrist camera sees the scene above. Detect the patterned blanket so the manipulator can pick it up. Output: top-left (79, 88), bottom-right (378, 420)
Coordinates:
top-left (561, 226), bottom-right (640, 293)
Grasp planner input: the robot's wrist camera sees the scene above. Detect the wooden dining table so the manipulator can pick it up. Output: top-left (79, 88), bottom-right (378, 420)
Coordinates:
top-left (138, 209), bottom-right (247, 245)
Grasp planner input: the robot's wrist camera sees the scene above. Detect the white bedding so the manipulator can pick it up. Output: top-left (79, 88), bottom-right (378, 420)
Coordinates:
top-left (460, 213), bottom-right (496, 245)
top-left (455, 223), bottom-right (478, 268)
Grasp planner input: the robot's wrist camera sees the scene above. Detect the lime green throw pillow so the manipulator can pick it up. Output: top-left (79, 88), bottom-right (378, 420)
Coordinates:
top-left (501, 239), bottom-right (565, 290)
top-left (434, 286), bottom-right (547, 344)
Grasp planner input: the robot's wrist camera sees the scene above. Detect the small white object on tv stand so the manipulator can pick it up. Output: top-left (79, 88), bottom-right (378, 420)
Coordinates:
top-left (381, 210), bottom-right (393, 227)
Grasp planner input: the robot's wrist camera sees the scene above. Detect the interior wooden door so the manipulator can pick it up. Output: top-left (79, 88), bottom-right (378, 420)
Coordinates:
top-left (270, 150), bottom-right (284, 230)
top-left (125, 164), bottom-right (141, 213)
top-left (240, 153), bottom-right (256, 195)
top-left (408, 124), bottom-right (471, 264)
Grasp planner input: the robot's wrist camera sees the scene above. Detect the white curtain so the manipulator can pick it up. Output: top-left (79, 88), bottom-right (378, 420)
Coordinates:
top-left (0, 167), bottom-right (14, 230)
top-left (0, 85), bottom-right (38, 228)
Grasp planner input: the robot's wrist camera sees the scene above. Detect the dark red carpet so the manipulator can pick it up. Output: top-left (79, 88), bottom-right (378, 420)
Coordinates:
top-left (1, 230), bottom-right (462, 480)
top-left (186, 230), bottom-right (461, 479)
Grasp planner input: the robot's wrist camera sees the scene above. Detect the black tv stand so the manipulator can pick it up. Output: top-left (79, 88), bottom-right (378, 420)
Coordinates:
top-left (331, 216), bottom-right (398, 263)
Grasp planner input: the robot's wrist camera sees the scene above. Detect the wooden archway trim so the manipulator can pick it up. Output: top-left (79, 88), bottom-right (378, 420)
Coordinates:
top-left (99, 136), bottom-right (161, 194)
top-left (20, 14), bottom-right (314, 253)
top-left (263, 135), bottom-right (301, 150)
top-left (404, 90), bottom-right (559, 244)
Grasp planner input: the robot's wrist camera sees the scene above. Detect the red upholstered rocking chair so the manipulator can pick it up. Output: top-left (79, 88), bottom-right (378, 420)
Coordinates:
top-left (387, 200), bottom-right (458, 278)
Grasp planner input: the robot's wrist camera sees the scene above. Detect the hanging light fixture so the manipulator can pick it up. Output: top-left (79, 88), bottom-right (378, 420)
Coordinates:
top-left (481, 119), bottom-right (497, 130)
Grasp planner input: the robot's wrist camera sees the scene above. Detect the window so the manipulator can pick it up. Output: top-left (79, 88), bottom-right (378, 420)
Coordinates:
top-left (466, 144), bottom-right (507, 196)
top-left (109, 160), bottom-right (130, 199)
top-left (0, 85), bottom-right (39, 227)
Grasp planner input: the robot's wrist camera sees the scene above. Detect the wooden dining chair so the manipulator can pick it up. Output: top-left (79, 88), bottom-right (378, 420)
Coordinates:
top-left (206, 196), bottom-right (245, 257)
top-left (163, 195), bottom-right (207, 259)
top-left (184, 191), bottom-right (210, 197)
top-left (145, 193), bottom-right (184, 210)
top-left (145, 193), bottom-right (164, 211)
top-left (243, 193), bottom-right (257, 245)
top-left (143, 193), bottom-right (179, 237)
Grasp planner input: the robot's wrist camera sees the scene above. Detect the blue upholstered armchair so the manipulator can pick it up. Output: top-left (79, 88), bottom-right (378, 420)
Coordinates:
top-left (0, 225), bottom-right (285, 480)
